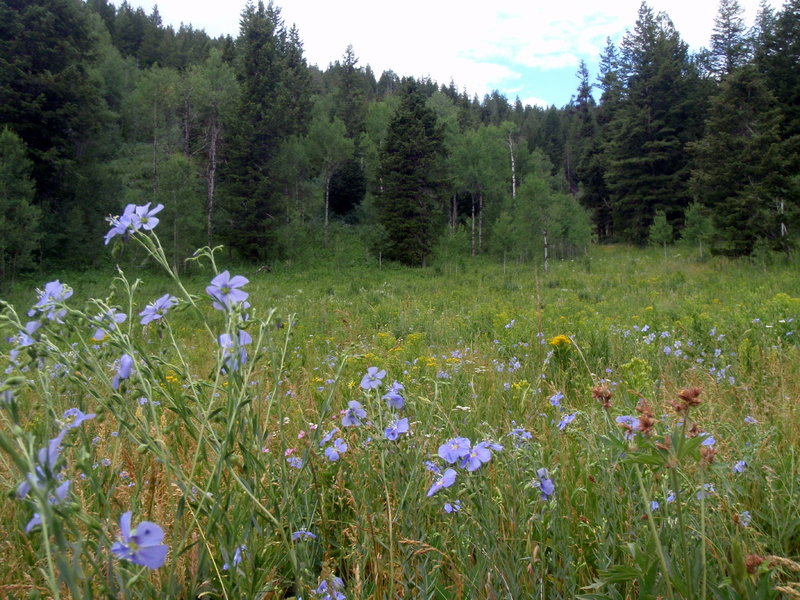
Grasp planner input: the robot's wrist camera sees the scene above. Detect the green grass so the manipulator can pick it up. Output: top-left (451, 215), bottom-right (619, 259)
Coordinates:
top-left (1, 242), bottom-right (799, 599)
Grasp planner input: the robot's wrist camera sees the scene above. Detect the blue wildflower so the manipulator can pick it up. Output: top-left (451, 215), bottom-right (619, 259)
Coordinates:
top-left (744, 416), bottom-right (758, 424)
top-left (314, 576), bottom-right (346, 600)
top-left (444, 499), bottom-right (461, 513)
top-left (29, 281), bottom-right (72, 322)
top-left (91, 309), bottom-right (127, 341)
top-left (384, 417), bottom-right (410, 441)
top-left (427, 468), bottom-right (457, 497)
top-left (60, 408), bottom-right (96, 431)
top-left (291, 530), bottom-right (317, 542)
top-left (286, 456), bottom-right (303, 469)
top-left (460, 441), bottom-right (499, 471)
top-left (535, 468), bottom-right (555, 500)
top-left (341, 401), bottom-right (366, 427)
top-left (557, 413), bottom-right (576, 431)
top-left (733, 460), bottom-right (747, 473)
top-left (110, 511), bottom-right (168, 569)
top-left (360, 366), bottom-right (386, 390)
top-left (738, 510), bottom-right (751, 527)
top-left (382, 381), bottom-right (404, 409)
top-left (218, 330), bottom-right (252, 373)
top-left (112, 353), bottom-right (134, 390)
top-left (222, 544), bottom-right (246, 570)
top-left (206, 271), bottom-right (249, 311)
top-left (550, 391), bottom-right (563, 407)
top-left (438, 437), bottom-right (471, 464)
top-left (324, 438), bottom-right (347, 461)
top-left (139, 294), bottom-right (178, 325)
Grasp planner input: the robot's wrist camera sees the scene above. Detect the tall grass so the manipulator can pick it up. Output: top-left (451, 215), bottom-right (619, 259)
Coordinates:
top-left (1, 227), bottom-right (799, 599)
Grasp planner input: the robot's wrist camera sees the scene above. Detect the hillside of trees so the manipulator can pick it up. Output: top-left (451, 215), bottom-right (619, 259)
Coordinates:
top-left (1, 0), bottom-right (799, 282)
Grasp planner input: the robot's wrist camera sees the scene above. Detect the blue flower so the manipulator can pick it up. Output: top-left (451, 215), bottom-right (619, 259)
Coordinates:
top-left (139, 294), bottom-right (178, 325)
top-left (112, 354), bottom-right (134, 390)
top-left (104, 204), bottom-right (137, 245)
top-left (696, 483), bottom-right (715, 500)
top-left (733, 460), bottom-right (747, 473)
top-left (700, 434), bottom-right (715, 446)
top-left (286, 456), bottom-right (303, 469)
top-left (60, 408), bottom-right (96, 431)
top-left (24, 479), bottom-right (71, 533)
top-left (460, 441), bottom-right (497, 471)
top-left (324, 438), bottom-right (347, 461)
top-left (382, 381), bottom-right (404, 409)
top-left (110, 511), bottom-right (168, 569)
top-left (29, 281), bottom-right (72, 322)
top-left (384, 418), bottom-right (410, 441)
top-left (222, 544), bottom-right (246, 570)
top-left (360, 366), bottom-right (386, 390)
top-left (444, 499), bottom-right (461, 513)
top-left (218, 330), bottom-right (252, 373)
top-left (744, 416), bottom-right (758, 424)
top-left (557, 413), bottom-right (576, 431)
top-left (206, 271), bottom-right (249, 311)
top-left (738, 510), bottom-right (751, 527)
top-left (132, 202), bottom-right (164, 231)
top-left (550, 391), bottom-right (563, 407)
top-left (535, 468), bottom-right (555, 500)
top-left (650, 500), bottom-right (659, 512)
top-left (314, 575), bottom-right (346, 599)
top-left (91, 308), bottom-right (127, 341)
top-left (319, 427), bottom-right (339, 446)
top-left (438, 437), bottom-right (471, 464)
top-left (291, 530), bottom-right (317, 542)
top-left (341, 401), bottom-right (366, 427)
top-left (424, 460), bottom-right (441, 474)
top-left (427, 468), bottom-right (457, 497)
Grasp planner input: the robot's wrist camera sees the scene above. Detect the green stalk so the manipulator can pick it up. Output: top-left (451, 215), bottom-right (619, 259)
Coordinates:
top-left (635, 464), bottom-right (675, 600)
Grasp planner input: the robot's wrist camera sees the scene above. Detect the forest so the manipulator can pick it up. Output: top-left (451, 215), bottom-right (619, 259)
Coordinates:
top-left (1, 0), bottom-right (799, 282)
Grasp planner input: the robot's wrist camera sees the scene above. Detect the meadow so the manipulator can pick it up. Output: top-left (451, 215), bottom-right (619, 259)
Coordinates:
top-left (1, 216), bottom-right (799, 599)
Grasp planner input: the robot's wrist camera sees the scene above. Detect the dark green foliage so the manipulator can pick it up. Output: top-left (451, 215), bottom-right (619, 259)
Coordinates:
top-left (222, 0), bottom-right (312, 260)
top-left (0, 128), bottom-right (41, 284)
top-left (329, 159), bottom-right (366, 217)
top-left (689, 65), bottom-right (788, 255)
top-left (604, 3), bottom-right (707, 243)
top-left (377, 80), bottom-right (447, 266)
top-left (709, 0), bottom-right (750, 78)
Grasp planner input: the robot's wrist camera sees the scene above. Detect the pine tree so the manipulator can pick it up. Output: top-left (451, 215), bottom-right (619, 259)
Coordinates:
top-left (222, 0), bottom-right (311, 260)
top-left (689, 64), bottom-right (788, 254)
top-left (377, 80), bottom-right (446, 266)
top-left (709, 0), bottom-right (750, 79)
top-left (648, 209), bottom-right (673, 258)
top-left (605, 3), bottom-right (706, 243)
top-left (0, 128), bottom-right (41, 285)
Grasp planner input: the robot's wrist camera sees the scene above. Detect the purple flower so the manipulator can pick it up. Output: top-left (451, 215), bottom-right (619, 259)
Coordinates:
top-left (286, 456), bottom-right (303, 469)
top-left (535, 468), bottom-right (555, 500)
top-left (744, 416), bottom-right (758, 424)
top-left (222, 544), bottom-right (246, 570)
top-left (615, 415), bottom-right (640, 440)
top-left (697, 483), bottom-right (715, 500)
top-left (314, 576), bottom-right (346, 600)
top-left (112, 354), bottom-right (134, 390)
top-left (438, 437), bottom-right (471, 464)
top-left (132, 202), bottom-right (163, 231)
top-left (550, 391), bottom-right (563, 407)
top-left (738, 510), bottom-right (751, 527)
top-left (382, 380), bottom-right (404, 409)
top-left (60, 408), bottom-right (96, 430)
top-left (319, 427), bottom-right (339, 446)
top-left (508, 428), bottom-right (532, 441)
top-left (24, 480), bottom-right (71, 533)
top-left (341, 401), bottom-right (366, 427)
top-left (29, 280), bottom-right (73, 322)
top-left (324, 438), bottom-right (348, 461)
top-left (650, 500), bottom-right (659, 512)
top-left (444, 499), bottom-right (461, 513)
top-left (291, 530), bottom-right (317, 541)
top-left (206, 271), bottom-right (249, 311)
top-left (427, 468), bottom-right (457, 497)
top-left (110, 511), bottom-right (168, 569)
top-left (218, 330), bottom-right (252, 373)
top-left (104, 204), bottom-right (137, 245)
top-left (733, 460), bottom-right (747, 473)
top-left (424, 460), bottom-right (441, 474)
top-left (139, 294), bottom-right (178, 325)
top-left (91, 309), bottom-right (127, 341)
top-left (384, 418), bottom-right (410, 441)
top-left (460, 441), bottom-right (496, 471)
top-left (360, 366), bottom-right (386, 390)
top-left (557, 413), bottom-right (576, 431)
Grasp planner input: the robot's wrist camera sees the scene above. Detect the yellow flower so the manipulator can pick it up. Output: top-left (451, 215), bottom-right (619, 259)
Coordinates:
top-left (548, 335), bottom-right (571, 347)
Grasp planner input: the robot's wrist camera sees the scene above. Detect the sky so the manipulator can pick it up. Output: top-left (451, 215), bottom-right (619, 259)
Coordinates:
top-left (128, 0), bottom-right (781, 108)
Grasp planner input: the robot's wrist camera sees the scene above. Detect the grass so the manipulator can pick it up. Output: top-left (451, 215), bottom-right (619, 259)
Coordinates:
top-left (1, 239), bottom-right (799, 599)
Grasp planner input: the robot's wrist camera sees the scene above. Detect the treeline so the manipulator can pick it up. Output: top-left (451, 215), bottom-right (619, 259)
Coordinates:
top-left (1, 0), bottom-right (798, 279)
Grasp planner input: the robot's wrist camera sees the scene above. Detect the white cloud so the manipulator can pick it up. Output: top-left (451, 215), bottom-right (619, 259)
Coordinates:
top-left (124, 0), bottom-right (785, 105)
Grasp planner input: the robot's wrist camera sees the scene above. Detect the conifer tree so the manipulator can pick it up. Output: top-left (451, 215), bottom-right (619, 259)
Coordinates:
top-left (709, 0), bottom-right (750, 78)
top-left (377, 80), bottom-right (446, 266)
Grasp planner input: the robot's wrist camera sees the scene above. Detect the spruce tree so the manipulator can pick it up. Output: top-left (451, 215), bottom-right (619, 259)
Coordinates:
top-left (709, 0), bottom-right (750, 79)
top-left (377, 80), bottom-right (446, 266)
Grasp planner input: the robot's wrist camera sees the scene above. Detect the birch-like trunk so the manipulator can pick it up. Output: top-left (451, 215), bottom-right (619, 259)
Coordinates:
top-left (205, 119), bottom-right (221, 246)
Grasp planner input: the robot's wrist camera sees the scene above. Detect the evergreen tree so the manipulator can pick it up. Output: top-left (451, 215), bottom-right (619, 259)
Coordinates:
top-left (648, 209), bottom-right (673, 257)
top-left (709, 0), bottom-right (750, 78)
top-left (222, 0), bottom-right (311, 260)
top-left (689, 64), bottom-right (789, 254)
top-left (0, 128), bottom-right (40, 285)
top-left (377, 80), bottom-right (446, 266)
top-left (680, 201), bottom-right (715, 258)
top-left (605, 3), bottom-right (706, 243)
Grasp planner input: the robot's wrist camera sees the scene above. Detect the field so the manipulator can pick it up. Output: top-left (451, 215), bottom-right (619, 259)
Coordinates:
top-left (1, 234), bottom-right (800, 599)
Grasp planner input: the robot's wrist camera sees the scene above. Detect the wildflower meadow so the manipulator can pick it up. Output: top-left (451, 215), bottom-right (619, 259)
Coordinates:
top-left (1, 204), bottom-right (799, 599)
